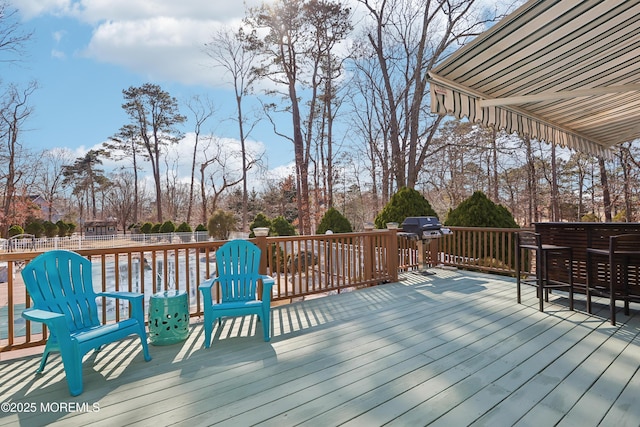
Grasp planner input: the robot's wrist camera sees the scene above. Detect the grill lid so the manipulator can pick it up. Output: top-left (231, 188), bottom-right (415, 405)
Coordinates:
top-left (401, 216), bottom-right (442, 232)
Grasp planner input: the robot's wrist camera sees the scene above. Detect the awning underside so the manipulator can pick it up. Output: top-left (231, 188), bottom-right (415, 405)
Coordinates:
top-left (428, 0), bottom-right (640, 158)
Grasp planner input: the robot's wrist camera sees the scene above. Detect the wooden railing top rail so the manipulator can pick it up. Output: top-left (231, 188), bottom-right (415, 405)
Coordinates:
top-left (7, 224), bottom-right (636, 354)
top-left (1, 230), bottom-right (398, 352)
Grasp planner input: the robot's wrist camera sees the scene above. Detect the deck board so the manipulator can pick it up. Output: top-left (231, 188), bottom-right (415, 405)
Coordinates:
top-left (1, 268), bottom-right (639, 426)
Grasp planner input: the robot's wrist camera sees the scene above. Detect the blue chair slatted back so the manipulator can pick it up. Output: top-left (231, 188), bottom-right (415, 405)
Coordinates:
top-left (22, 250), bottom-right (100, 334)
top-left (216, 240), bottom-right (262, 303)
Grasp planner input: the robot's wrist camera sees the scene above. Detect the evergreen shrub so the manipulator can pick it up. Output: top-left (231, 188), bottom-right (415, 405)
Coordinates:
top-left (316, 207), bottom-right (352, 234)
top-left (374, 187), bottom-right (437, 229)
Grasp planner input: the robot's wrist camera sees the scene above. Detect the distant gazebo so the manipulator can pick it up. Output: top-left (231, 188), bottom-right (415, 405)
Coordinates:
top-left (83, 220), bottom-right (117, 236)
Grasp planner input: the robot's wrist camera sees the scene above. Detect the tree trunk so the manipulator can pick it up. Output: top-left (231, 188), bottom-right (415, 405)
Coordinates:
top-left (550, 143), bottom-right (559, 221)
top-left (491, 128), bottom-right (499, 201)
top-left (599, 157), bottom-right (612, 222)
top-left (289, 81), bottom-right (311, 234)
top-left (621, 147), bottom-right (632, 222)
top-left (200, 164), bottom-right (208, 225)
top-left (152, 146), bottom-right (163, 223)
top-left (524, 136), bottom-right (537, 225)
top-left (237, 94), bottom-right (249, 231)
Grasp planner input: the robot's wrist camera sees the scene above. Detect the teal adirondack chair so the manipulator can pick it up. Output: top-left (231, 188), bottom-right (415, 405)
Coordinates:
top-left (199, 240), bottom-right (275, 348)
top-left (21, 250), bottom-right (151, 396)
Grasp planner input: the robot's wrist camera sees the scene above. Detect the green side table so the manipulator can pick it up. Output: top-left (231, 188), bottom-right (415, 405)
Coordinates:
top-left (148, 290), bottom-right (189, 345)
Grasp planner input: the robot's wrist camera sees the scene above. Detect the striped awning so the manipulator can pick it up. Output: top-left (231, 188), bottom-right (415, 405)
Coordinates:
top-left (429, 0), bottom-right (640, 158)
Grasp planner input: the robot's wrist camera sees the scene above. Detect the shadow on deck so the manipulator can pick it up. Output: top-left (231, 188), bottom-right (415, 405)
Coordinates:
top-left (1, 268), bottom-right (639, 426)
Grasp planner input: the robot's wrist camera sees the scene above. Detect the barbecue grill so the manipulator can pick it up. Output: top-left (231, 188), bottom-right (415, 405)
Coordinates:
top-left (400, 216), bottom-right (451, 240)
top-left (399, 216), bottom-right (452, 274)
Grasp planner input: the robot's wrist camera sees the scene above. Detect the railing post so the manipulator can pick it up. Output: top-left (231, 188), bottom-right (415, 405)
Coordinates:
top-left (363, 232), bottom-right (374, 284)
top-left (253, 232), bottom-right (269, 303)
top-left (254, 233), bottom-right (269, 276)
top-left (387, 228), bottom-right (399, 282)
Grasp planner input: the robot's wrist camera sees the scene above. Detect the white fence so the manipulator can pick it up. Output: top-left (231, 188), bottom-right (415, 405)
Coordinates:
top-left (2, 231), bottom-right (211, 252)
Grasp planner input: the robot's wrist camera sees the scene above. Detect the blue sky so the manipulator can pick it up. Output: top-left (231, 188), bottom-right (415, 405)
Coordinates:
top-left (5, 0), bottom-right (513, 183)
top-left (5, 0), bottom-right (295, 178)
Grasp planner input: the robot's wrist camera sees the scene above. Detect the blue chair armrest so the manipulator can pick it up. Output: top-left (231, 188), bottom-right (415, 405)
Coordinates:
top-left (22, 308), bottom-right (71, 338)
top-left (198, 276), bottom-right (218, 290)
top-left (22, 308), bottom-right (65, 323)
top-left (97, 291), bottom-right (143, 301)
top-left (260, 275), bottom-right (275, 303)
top-left (96, 292), bottom-right (145, 322)
top-left (260, 275), bottom-right (275, 287)
top-left (199, 277), bottom-right (219, 306)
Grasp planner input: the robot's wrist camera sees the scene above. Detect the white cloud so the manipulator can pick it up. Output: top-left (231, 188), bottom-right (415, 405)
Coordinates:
top-left (266, 163), bottom-right (296, 183)
top-left (51, 48), bottom-right (65, 59)
top-left (9, 0), bottom-right (70, 20)
top-left (82, 17), bottom-right (224, 87)
top-left (52, 30), bottom-right (66, 43)
top-left (10, 0), bottom-right (268, 22)
top-left (68, 1), bottom-right (267, 24)
top-left (10, 0), bottom-right (275, 87)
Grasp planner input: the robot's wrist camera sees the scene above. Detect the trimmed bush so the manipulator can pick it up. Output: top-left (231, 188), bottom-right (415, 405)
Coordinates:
top-left (24, 221), bottom-right (44, 238)
top-left (67, 222), bottom-right (77, 235)
top-left (160, 220), bottom-right (176, 233)
top-left (8, 225), bottom-right (23, 237)
top-left (316, 207), bottom-right (352, 234)
top-left (42, 221), bottom-right (59, 238)
top-left (444, 191), bottom-right (519, 270)
top-left (444, 191), bottom-right (518, 228)
top-left (194, 223), bottom-right (208, 242)
top-left (56, 220), bottom-right (69, 237)
top-left (375, 187), bottom-right (437, 229)
top-left (176, 222), bottom-right (192, 232)
top-left (140, 222), bottom-right (154, 234)
top-left (207, 209), bottom-right (237, 240)
top-left (271, 216), bottom-right (296, 236)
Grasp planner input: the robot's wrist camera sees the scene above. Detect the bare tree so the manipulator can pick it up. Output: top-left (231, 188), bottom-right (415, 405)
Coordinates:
top-left (244, 0), bottom-right (351, 234)
top-left (184, 95), bottom-right (216, 225)
top-left (618, 143), bottom-right (636, 222)
top-left (355, 0), bottom-right (509, 189)
top-left (36, 147), bottom-right (74, 222)
top-left (348, 56), bottom-right (391, 205)
top-left (199, 141), bottom-right (243, 224)
top-left (105, 170), bottom-right (137, 232)
top-left (0, 81), bottom-right (37, 236)
top-left (0, 1), bottom-right (32, 65)
top-left (62, 150), bottom-right (109, 220)
top-left (304, 0), bottom-right (352, 215)
top-left (205, 27), bottom-right (261, 231)
top-left (565, 152), bottom-right (591, 221)
top-left (103, 124), bottom-right (145, 224)
top-left (523, 135), bottom-right (538, 225)
top-left (244, 0), bottom-right (310, 233)
top-left (121, 83), bottom-right (185, 222)
top-left (163, 155), bottom-right (191, 222)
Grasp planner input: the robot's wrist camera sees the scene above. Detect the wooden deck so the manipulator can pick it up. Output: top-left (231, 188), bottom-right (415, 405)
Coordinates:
top-left (1, 268), bottom-right (639, 426)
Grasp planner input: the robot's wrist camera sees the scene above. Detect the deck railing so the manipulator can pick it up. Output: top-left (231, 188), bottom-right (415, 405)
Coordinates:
top-left (439, 226), bottom-right (521, 275)
top-left (0, 226), bottom-right (526, 353)
top-left (1, 231), bottom-right (211, 252)
top-left (0, 230), bottom-right (399, 352)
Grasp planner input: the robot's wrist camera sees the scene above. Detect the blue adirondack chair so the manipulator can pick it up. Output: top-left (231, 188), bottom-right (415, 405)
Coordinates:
top-left (21, 250), bottom-right (151, 396)
top-left (199, 240), bottom-right (275, 348)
